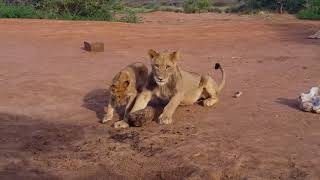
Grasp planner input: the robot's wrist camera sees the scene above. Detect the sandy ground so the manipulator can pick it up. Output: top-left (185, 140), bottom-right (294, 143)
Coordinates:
top-left (0, 12), bottom-right (319, 179)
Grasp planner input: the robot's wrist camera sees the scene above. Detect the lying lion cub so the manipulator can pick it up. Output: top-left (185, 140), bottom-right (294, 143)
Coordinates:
top-left (129, 49), bottom-right (226, 125)
top-left (103, 62), bottom-right (148, 127)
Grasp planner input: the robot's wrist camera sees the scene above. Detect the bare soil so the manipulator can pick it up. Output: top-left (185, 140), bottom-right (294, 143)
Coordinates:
top-left (0, 12), bottom-right (319, 180)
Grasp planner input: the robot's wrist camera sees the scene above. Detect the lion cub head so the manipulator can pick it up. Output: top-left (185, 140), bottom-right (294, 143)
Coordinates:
top-left (109, 71), bottom-right (131, 104)
top-left (148, 49), bottom-right (180, 86)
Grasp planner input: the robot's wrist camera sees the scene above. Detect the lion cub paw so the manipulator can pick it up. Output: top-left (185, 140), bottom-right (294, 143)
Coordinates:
top-left (158, 114), bottom-right (173, 125)
top-left (113, 120), bottom-right (129, 129)
top-left (203, 98), bottom-right (218, 107)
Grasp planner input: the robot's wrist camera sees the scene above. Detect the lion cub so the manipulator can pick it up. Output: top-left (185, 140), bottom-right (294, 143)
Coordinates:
top-left (129, 49), bottom-right (226, 125)
top-left (103, 62), bottom-right (148, 128)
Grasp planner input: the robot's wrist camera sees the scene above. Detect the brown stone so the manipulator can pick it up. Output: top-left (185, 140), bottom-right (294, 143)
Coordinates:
top-left (84, 41), bottom-right (104, 52)
top-left (127, 106), bottom-right (158, 127)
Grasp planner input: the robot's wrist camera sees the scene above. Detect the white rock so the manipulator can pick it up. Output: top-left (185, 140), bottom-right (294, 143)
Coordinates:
top-left (299, 87), bottom-right (320, 113)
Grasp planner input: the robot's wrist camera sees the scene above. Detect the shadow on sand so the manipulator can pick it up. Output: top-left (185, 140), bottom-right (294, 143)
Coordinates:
top-left (275, 97), bottom-right (300, 111)
top-left (82, 88), bottom-right (126, 122)
top-left (0, 112), bottom-right (85, 180)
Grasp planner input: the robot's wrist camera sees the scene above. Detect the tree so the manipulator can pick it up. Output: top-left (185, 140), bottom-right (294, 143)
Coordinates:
top-left (277, 0), bottom-right (285, 13)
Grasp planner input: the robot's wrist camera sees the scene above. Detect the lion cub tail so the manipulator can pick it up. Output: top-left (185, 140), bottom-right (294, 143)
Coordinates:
top-left (214, 63), bottom-right (226, 94)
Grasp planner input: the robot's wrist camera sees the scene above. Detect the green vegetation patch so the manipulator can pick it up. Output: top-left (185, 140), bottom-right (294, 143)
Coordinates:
top-left (0, 0), bottom-right (140, 23)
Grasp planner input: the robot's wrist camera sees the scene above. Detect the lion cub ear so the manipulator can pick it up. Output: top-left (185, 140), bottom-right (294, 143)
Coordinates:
top-left (148, 49), bottom-right (159, 59)
top-left (119, 71), bottom-right (130, 89)
top-left (170, 51), bottom-right (181, 62)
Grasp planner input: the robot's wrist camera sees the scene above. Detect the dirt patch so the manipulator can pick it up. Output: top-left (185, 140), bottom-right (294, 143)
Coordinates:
top-left (154, 166), bottom-right (201, 180)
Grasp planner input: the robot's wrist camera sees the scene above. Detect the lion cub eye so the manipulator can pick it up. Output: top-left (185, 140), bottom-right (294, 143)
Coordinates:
top-left (166, 65), bottom-right (171, 69)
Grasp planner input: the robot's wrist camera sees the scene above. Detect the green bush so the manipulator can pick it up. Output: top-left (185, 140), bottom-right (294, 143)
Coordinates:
top-left (224, 2), bottom-right (250, 14)
top-left (32, 0), bottom-right (122, 21)
top-left (119, 10), bottom-right (141, 23)
top-left (144, 0), bottom-right (160, 10)
top-left (158, 6), bottom-right (184, 13)
top-left (209, 7), bottom-right (222, 13)
top-left (183, 0), bottom-right (213, 13)
top-left (286, 0), bottom-right (305, 13)
top-left (297, 0), bottom-right (320, 20)
top-left (237, 0), bottom-right (306, 14)
top-left (0, 2), bottom-right (37, 18)
top-left (0, 0), bottom-right (140, 22)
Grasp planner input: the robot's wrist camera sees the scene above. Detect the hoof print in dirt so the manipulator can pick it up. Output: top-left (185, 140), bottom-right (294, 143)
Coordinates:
top-left (128, 106), bottom-right (157, 127)
top-left (84, 41), bottom-right (104, 52)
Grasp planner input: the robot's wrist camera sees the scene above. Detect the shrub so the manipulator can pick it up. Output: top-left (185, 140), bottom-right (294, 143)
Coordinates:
top-left (0, 0), bottom-right (141, 22)
top-left (224, 2), bottom-right (249, 13)
top-left (286, 0), bottom-right (305, 13)
top-left (297, 0), bottom-right (320, 20)
top-left (119, 10), bottom-right (141, 23)
top-left (238, 0), bottom-right (306, 14)
top-left (33, 0), bottom-right (122, 21)
top-left (158, 6), bottom-right (184, 13)
top-left (209, 7), bottom-right (222, 13)
top-left (183, 0), bottom-right (213, 13)
top-left (144, 0), bottom-right (160, 10)
top-left (0, 1), bottom-right (37, 18)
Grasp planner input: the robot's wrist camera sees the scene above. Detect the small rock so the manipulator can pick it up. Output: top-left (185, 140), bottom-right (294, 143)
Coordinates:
top-left (299, 86), bottom-right (320, 113)
top-left (233, 91), bottom-right (242, 98)
top-left (84, 41), bottom-right (104, 52)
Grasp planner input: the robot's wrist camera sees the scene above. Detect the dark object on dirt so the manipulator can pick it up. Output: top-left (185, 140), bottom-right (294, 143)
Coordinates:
top-left (127, 106), bottom-right (157, 127)
top-left (308, 31), bottom-right (320, 39)
top-left (233, 91), bottom-right (243, 98)
top-left (215, 63), bottom-right (221, 69)
top-left (84, 41), bottom-right (104, 52)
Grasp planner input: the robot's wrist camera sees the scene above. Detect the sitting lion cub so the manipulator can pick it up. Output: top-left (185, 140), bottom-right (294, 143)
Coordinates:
top-left (129, 49), bottom-right (226, 125)
top-left (103, 62), bottom-right (148, 128)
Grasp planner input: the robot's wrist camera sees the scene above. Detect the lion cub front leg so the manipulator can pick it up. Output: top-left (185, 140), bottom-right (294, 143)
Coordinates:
top-left (123, 93), bottom-right (137, 121)
top-left (102, 96), bottom-right (114, 124)
top-left (113, 94), bottom-right (136, 129)
top-left (159, 93), bottom-right (183, 125)
top-left (130, 90), bottom-right (153, 113)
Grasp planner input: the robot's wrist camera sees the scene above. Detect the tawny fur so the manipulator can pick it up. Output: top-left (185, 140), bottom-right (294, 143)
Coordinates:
top-left (130, 49), bottom-right (226, 125)
top-left (103, 62), bottom-right (148, 128)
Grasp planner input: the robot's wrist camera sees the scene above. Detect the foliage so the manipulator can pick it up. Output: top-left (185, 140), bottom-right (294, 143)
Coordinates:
top-left (286, 0), bottom-right (306, 13)
top-left (297, 0), bottom-right (320, 20)
top-left (31, 0), bottom-right (122, 21)
top-left (183, 0), bottom-right (213, 13)
top-left (209, 7), bottom-right (222, 13)
top-left (0, 0), bottom-right (140, 23)
top-left (144, 0), bottom-right (160, 10)
top-left (158, 6), bottom-right (184, 13)
top-left (229, 0), bottom-right (306, 14)
top-left (119, 9), bottom-right (141, 23)
top-left (0, 1), bottom-right (37, 18)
